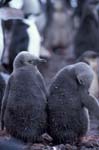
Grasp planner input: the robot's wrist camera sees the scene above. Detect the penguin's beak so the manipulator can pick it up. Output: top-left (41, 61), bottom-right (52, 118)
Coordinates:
top-left (33, 58), bottom-right (47, 65)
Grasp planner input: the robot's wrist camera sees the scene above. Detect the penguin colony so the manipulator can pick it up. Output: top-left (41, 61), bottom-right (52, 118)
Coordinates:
top-left (1, 51), bottom-right (99, 145)
top-left (0, 0), bottom-right (99, 146)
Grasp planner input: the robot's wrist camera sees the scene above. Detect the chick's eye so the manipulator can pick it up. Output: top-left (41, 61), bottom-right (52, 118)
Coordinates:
top-left (28, 60), bottom-right (33, 63)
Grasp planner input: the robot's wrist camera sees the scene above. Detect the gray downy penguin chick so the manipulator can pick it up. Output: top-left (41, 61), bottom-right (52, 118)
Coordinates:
top-left (47, 62), bottom-right (99, 144)
top-left (77, 50), bottom-right (99, 98)
top-left (1, 51), bottom-right (48, 143)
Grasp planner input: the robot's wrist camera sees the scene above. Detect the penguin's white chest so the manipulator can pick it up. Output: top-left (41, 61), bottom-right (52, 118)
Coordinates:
top-left (23, 17), bottom-right (41, 58)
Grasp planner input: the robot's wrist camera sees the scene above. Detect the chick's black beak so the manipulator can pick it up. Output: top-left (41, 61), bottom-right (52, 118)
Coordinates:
top-left (34, 58), bottom-right (47, 65)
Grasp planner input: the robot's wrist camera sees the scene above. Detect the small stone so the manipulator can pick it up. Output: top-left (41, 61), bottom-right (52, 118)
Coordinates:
top-left (30, 144), bottom-right (45, 150)
top-left (72, 146), bottom-right (77, 150)
top-left (58, 144), bottom-right (65, 150)
top-left (44, 146), bottom-right (53, 150)
top-left (65, 144), bottom-right (73, 150)
top-left (41, 133), bottom-right (53, 144)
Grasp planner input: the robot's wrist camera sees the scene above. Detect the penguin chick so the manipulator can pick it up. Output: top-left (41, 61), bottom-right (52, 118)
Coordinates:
top-left (48, 62), bottom-right (99, 144)
top-left (1, 51), bottom-right (48, 143)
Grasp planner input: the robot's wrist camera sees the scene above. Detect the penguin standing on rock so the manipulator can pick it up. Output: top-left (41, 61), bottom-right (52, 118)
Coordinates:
top-left (1, 51), bottom-right (47, 143)
top-left (48, 62), bottom-right (99, 144)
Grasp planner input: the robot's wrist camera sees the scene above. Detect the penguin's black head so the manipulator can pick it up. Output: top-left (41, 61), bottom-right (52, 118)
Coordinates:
top-left (13, 51), bottom-right (46, 70)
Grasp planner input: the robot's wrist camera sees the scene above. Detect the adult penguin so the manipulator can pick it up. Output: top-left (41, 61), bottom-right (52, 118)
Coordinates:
top-left (74, 0), bottom-right (99, 58)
